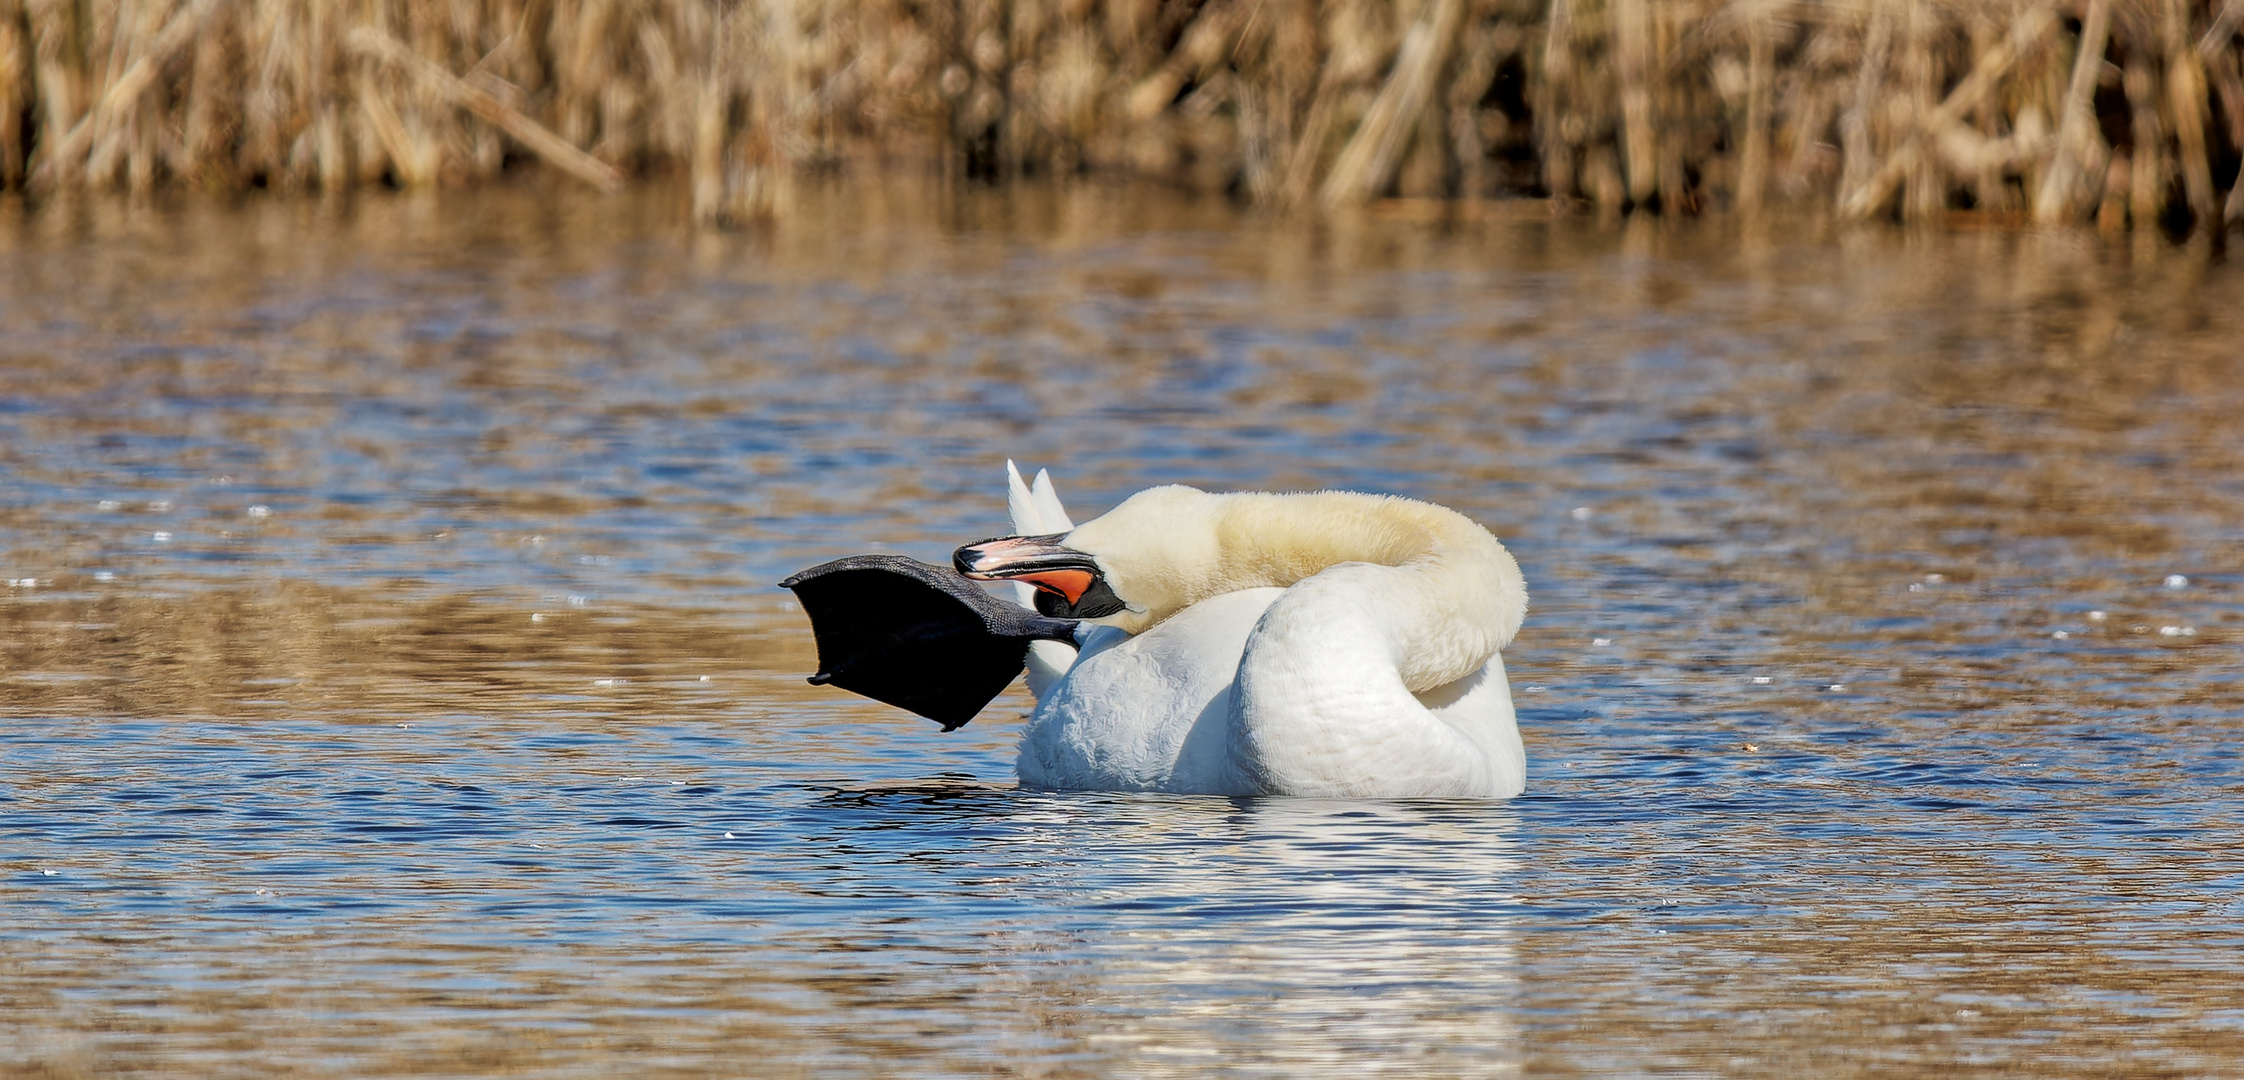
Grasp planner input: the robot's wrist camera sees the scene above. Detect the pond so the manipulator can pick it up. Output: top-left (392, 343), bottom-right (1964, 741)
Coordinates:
top-left (3, 182), bottom-right (2241, 1077)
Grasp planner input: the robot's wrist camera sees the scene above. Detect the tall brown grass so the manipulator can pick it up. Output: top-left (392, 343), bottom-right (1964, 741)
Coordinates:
top-left (0, 0), bottom-right (2238, 230)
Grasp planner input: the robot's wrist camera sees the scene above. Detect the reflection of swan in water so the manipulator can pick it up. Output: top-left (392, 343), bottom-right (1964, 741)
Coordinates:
top-left (1071, 799), bottom-right (1523, 1076)
top-left (817, 789), bottom-right (1526, 1075)
top-left (959, 465), bottom-right (1529, 798)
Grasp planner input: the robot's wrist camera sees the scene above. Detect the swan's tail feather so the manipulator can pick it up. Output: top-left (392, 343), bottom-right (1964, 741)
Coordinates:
top-left (1003, 460), bottom-right (1081, 699)
top-left (1030, 468), bottom-right (1075, 531)
top-left (1005, 460), bottom-right (1040, 537)
top-left (1006, 460), bottom-right (1077, 535)
top-left (1003, 461), bottom-right (1044, 610)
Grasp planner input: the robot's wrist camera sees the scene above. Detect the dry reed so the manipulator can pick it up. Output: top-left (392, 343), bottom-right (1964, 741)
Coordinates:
top-left (0, 0), bottom-right (2238, 230)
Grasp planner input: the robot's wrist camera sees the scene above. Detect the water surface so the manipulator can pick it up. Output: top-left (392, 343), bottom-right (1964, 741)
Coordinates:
top-left (3, 184), bottom-right (2242, 1077)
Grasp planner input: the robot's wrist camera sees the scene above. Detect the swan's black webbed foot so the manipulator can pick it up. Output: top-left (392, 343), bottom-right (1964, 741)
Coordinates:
top-left (779, 555), bottom-right (1080, 730)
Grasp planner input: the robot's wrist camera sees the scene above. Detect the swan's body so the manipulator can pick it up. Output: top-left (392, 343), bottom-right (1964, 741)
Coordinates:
top-left (973, 467), bottom-right (1528, 798)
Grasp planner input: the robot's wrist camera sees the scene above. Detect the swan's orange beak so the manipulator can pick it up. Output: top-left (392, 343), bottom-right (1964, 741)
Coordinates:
top-left (953, 533), bottom-right (1099, 604)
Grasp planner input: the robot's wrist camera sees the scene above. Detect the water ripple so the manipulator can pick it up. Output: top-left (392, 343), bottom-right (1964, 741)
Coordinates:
top-left (3, 184), bottom-right (2242, 1077)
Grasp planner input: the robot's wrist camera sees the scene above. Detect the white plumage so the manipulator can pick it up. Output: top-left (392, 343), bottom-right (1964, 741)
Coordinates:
top-left (989, 463), bottom-right (1527, 798)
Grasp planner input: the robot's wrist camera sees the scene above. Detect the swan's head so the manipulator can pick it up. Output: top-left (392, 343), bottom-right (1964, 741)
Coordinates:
top-left (954, 485), bottom-right (1223, 634)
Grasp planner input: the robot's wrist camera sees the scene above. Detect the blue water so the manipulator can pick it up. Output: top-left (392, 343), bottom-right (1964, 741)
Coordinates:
top-left (3, 185), bottom-right (2242, 1076)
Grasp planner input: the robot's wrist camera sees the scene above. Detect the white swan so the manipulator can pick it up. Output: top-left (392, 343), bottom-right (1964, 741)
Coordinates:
top-left (959, 465), bottom-right (1528, 798)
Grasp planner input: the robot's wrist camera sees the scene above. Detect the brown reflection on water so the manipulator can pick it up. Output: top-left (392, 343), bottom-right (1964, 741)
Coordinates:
top-left (0, 584), bottom-right (812, 723)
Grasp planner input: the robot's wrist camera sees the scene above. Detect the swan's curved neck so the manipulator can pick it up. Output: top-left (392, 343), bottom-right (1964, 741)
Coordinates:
top-left (1072, 489), bottom-right (1526, 691)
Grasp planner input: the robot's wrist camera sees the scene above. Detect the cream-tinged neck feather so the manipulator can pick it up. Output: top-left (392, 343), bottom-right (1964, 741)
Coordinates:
top-left (1060, 486), bottom-right (1527, 692)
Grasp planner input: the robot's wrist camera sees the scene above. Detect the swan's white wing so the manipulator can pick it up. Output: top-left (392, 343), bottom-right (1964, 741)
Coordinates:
top-left (1003, 460), bottom-right (1080, 699)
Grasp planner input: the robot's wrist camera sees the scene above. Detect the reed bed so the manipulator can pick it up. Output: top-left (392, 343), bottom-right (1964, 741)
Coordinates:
top-left (0, 0), bottom-right (2239, 229)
